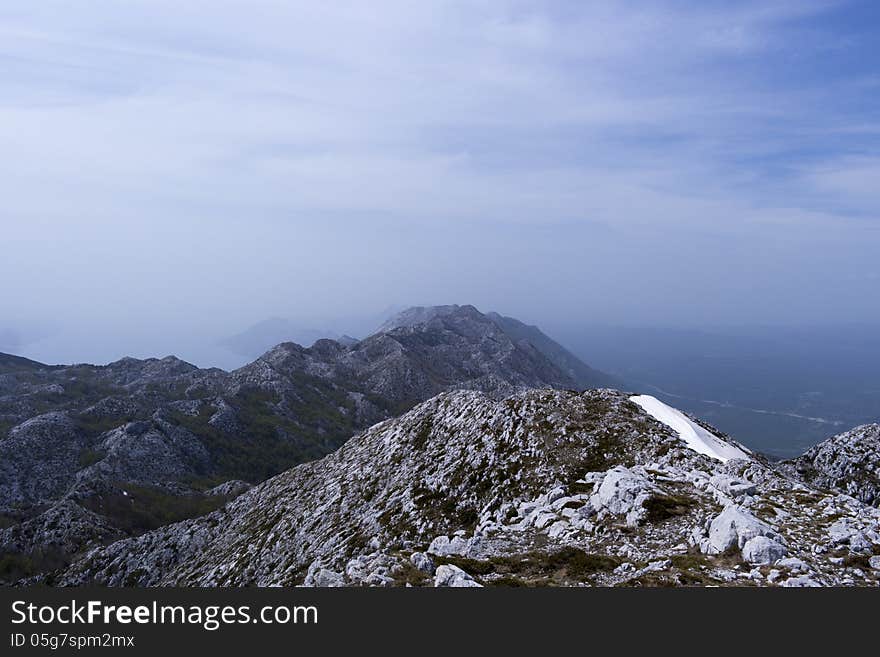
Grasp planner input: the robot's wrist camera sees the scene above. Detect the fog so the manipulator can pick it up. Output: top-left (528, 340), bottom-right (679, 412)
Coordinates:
top-left (1, 1), bottom-right (878, 368)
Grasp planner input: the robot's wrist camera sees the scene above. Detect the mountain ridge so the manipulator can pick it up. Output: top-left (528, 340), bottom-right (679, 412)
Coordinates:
top-left (56, 389), bottom-right (880, 587)
top-left (3, 305), bottom-right (877, 586)
top-left (0, 304), bottom-right (615, 582)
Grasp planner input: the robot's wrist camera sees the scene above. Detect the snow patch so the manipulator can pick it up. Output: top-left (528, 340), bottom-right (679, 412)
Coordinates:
top-left (630, 395), bottom-right (750, 463)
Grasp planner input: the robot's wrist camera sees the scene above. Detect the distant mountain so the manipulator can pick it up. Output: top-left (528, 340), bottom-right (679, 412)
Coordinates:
top-left (0, 304), bottom-right (610, 582)
top-left (56, 390), bottom-right (880, 587)
top-left (0, 352), bottom-right (59, 375)
top-left (220, 318), bottom-right (342, 359)
top-left (376, 305), bottom-right (462, 331)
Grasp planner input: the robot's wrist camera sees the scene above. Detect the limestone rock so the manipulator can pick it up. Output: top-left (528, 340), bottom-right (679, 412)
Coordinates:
top-left (590, 466), bottom-right (660, 526)
top-left (0, 305), bottom-right (613, 581)
top-left (709, 475), bottom-right (756, 498)
top-left (781, 576), bottom-right (821, 587)
top-left (427, 535), bottom-right (470, 557)
top-left (741, 536), bottom-right (787, 565)
top-left (434, 565), bottom-right (482, 588)
top-left (410, 552), bottom-right (435, 574)
top-left (705, 505), bottom-right (779, 555)
top-left (303, 564), bottom-right (345, 587)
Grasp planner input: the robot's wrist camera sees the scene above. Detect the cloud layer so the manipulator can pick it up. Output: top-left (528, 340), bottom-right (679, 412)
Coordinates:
top-left (1, 1), bottom-right (878, 364)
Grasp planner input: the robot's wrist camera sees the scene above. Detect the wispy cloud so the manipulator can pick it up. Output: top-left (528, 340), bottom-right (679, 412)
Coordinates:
top-left (0, 0), bottom-right (878, 348)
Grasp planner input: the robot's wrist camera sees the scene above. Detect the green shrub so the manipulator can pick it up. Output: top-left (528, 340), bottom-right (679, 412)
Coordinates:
top-left (0, 548), bottom-right (69, 584)
top-left (170, 385), bottom-right (357, 484)
top-left (74, 413), bottom-right (132, 436)
top-left (436, 547), bottom-right (620, 585)
top-left (643, 494), bottom-right (694, 523)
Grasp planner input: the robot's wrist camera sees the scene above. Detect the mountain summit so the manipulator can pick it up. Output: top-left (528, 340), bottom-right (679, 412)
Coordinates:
top-left (378, 304), bottom-right (616, 389)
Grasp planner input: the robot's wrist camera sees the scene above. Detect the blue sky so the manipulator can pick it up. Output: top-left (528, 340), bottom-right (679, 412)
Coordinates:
top-left (1, 1), bottom-right (878, 364)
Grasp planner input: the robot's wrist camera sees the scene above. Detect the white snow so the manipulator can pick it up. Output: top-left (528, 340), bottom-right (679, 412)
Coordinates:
top-left (629, 395), bottom-right (750, 463)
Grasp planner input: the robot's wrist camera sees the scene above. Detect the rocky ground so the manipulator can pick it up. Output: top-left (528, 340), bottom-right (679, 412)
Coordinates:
top-left (54, 389), bottom-right (880, 587)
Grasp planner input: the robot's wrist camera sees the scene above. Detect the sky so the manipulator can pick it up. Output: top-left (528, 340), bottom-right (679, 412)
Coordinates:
top-left (1, 1), bottom-right (879, 366)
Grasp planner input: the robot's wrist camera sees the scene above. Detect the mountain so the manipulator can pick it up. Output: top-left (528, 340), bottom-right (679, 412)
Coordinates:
top-left (7, 305), bottom-right (877, 587)
top-left (220, 318), bottom-right (342, 359)
top-left (485, 312), bottom-right (618, 389)
top-left (0, 352), bottom-right (59, 375)
top-left (378, 304), bottom-right (617, 389)
top-left (56, 390), bottom-right (880, 587)
top-left (784, 424), bottom-right (880, 505)
top-left (0, 305), bottom-right (609, 582)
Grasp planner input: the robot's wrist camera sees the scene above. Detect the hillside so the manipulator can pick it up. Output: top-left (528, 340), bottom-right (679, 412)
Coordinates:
top-left (57, 390), bottom-right (880, 587)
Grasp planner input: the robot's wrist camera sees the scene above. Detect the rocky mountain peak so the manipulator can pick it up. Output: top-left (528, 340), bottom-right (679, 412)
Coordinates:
top-left (370, 304), bottom-right (617, 391)
top-left (103, 355), bottom-right (200, 384)
top-left (377, 304), bottom-right (486, 333)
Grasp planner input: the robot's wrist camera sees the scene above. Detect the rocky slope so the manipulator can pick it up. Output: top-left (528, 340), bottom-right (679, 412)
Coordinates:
top-left (56, 390), bottom-right (880, 587)
top-left (0, 305), bottom-right (610, 581)
top-left (785, 424), bottom-right (880, 505)
top-left (484, 312), bottom-right (617, 389)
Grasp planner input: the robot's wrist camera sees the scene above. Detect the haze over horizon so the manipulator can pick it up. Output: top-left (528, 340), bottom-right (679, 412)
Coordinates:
top-left (2, 1), bottom-right (879, 367)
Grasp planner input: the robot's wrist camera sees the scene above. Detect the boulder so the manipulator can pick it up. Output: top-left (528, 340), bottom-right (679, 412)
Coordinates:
top-left (547, 520), bottom-right (569, 539)
top-left (362, 573), bottom-right (395, 587)
top-left (741, 536), bottom-right (787, 565)
top-left (433, 565), bottom-right (482, 588)
top-left (410, 552), bottom-right (435, 574)
top-left (427, 535), bottom-right (469, 557)
top-left (344, 552), bottom-right (398, 585)
top-left (848, 531), bottom-right (874, 555)
top-left (590, 466), bottom-right (660, 526)
top-left (705, 505), bottom-right (779, 555)
top-left (533, 511), bottom-right (558, 530)
top-left (546, 487), bottom-right (566, 504)
top-left (775, 557), bottom-right (809, 573)
top-left (709, 475), bottom-right (756, 498)
top-left (302, 564), bottom-right (346, 587)
top-left (781, 576), bottom-right (821, 587)
top-left (827, 518), bottom-right (858, 545)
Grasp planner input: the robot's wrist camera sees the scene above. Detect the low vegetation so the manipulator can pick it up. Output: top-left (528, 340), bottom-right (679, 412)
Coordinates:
top-left (439, 547), bottom-right (621, 586)
top-left (79, 483), bottom-right (232, 535)
top-left (169, 385), bottom-right (357, 483)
